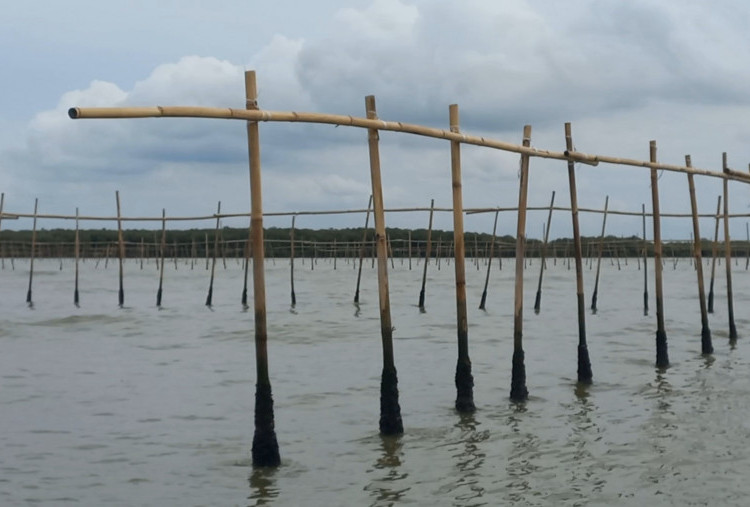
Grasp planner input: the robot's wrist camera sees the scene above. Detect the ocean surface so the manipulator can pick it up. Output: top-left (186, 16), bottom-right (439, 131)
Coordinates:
top-left (2, 255), bottom-right (750, 506)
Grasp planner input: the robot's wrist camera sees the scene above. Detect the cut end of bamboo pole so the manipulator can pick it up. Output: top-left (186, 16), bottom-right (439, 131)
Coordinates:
top-left (379, 365), bottom-right (404, 435)
top-left (252, 383), bottom-right (281, 467)
top-left (68, 108), bottom-right (81, 119)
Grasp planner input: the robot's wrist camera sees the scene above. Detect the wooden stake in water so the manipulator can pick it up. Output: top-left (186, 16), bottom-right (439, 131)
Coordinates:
top-left (479, 210), bottom-right (499, 310)
top-left (74, 207), bottom-right (80, 307)
top-left (642, 204), bottom-right (648, 316)
top-left (419, 199), bottom-right (435, 310)
top-left (449, 104), bottom-right (475, 413)
top-left (708, 195), bottom-right (722, 314)
top-left (290, 215), bottom-right (297, 307)
top-left (510, 125), bottom-right (532, 402)
top-left (649, 141), bottom-right (669, 368)
top-left (590, 195), bottom-right (609, 313)
top-left (365, 95), bottom-right (403, 434)
top-left (156, 208), bottom-right (166, 307)
top-left (534, 191), bottom-right (556, 314)
top-left (354, 195), bottom-right (373, 304)
top-left (241, 224), bottom-right (251, 309)
top-left (408, 231), bottom-right (412, 270)
top-left (0, 193), bottom-right (4, 270)
top-left (246, 71), bottom-right (280, 467)
top-left (205, 201), bottom-right (221, 307)
top-left (116, 191), bottom-right (125, 307)
top-left (722, 153), bottom-right (738, 340)
top-left (686, 155), bottom-right (712, 354)
top-left (26, 198), bottom-right (39, 306)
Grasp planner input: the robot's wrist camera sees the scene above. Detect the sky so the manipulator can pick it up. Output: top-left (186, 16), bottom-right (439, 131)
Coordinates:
top-left (1, 0), bottom-right (750, 240)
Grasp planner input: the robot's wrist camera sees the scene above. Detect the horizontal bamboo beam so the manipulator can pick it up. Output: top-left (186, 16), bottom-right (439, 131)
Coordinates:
top-left (68, 106), bottom-right (750, 184)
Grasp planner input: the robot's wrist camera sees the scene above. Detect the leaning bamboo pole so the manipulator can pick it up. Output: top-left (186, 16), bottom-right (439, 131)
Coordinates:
top-left (26, 198), bottom-right (39, 306)
top-left (533, 191), bottom-right (555, 314)
top-left (686, 155), bottom-right (712, 354)
top-left (708, 195), bottom-right (722, 314)
top-left (478, 210), bottom-right (499, 310)
top-left (419, 199), bottom-right (435, 310)
top-left (156, 209), bottom-right (166, 307)
top-left (115, 191), bottom-right (125, 307)
top-left (650, 142), bottom-right (669, 368)
top-left (590, 196), bottom-right (609, 313)
top-left (722, 153), bottom-right (738, 340)
top-left (353, 195), bottom-right (372, 304)
top-left (290, 215), bottom-right (297, 307)
top-left (642, 204), bottom-right (648, 316)
top-left (74, 207), bottom-right (80, 307)
top-left (365, 95), bottom-right (403, 435)
top-left (205, 201), bottom-right (221, 307)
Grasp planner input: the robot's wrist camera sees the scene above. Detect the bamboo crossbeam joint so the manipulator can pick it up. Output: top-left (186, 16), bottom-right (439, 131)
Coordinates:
top-left (563, 150), bottom-right (600, 167)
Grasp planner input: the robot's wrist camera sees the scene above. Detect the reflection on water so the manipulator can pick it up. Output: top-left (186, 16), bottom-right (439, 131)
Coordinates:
top-left (364, 435), bottom-right (409, 506)
top-left (247, 467), bottom-right (279, 506)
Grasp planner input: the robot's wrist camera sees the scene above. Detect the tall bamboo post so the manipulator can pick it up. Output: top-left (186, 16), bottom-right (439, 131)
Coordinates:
top-left (116, 191), bottom-right (125, 307)
top-left (510, 125), bottom-right (532, 402)
top-left (365, 95), bottom-right (403, 434)
top-left (534, 191), bottom-right (556, 314)
top-left (686, 155), bottom-right (713, 354)
top-left (74, 207), bottom-right (80, 307)
top-left (354, 195), bottom-right (373, 304)
top-left (246, 71), bottom-right (280, 466)
top-left (26, 198), bottom-right (39, 306)
top-left (205, 201), bottom-right (221, 307)
top-left (448, 104), bottom-right (475, 413)
top-left (650, 141), bottom-right (669, 368)
top-left (722, 153), bottom-right (738, 340)
top-left (156, 208), bottom-right (166, 307)
top-left (565, 124), bottom-right (593, 383)
top-left (642, 204), bottom-right (648, 316)
top-left (290, 215), bottom-right (297, 307)
top-left (479, 210), bottom-right (499, 310)
top-left (419, 199), bottom-right (435, 309)
top-left (590, 196), bottom-right (609, 313)
top-left (708, 195), bottom-right (722, 313)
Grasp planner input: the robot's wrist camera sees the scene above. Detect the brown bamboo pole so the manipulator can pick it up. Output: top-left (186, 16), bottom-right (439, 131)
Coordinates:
top-left (722, 153), bottom-right (738, 340)
top-left (686, 155), bottom-right (712, 354)
top-left (642, 204), bottom-right (648, 316)
top-left (590, 195), bottom-right (609, 313)
top-left (708, 195), bottom-right (722, 313)
top-left (116, 191), bottom-right (125, 307)
top-left (510, 125), bottom-right (532, 402)
top-left (650, 141), bottom-right (668, 368)
top-left (534, 191), bottom-right (556, 314)
top-left (74, 207), bottom-right (80, 307)
top-left (565, 123), bottom-right (592, 384)
top-left (156, 208), bottom-right (166, 307)
top-left (419, 199), bottom-right (435, 310)
top-left (205, 201), bottom-right (221, 307)
top-left (365, 95), bottom-right (403, 435)
top-left (354, 195), bottom-right (373, 304)
top-left (449, 104), bottom-right (475, 413)
top-left (26, 198), bottom-right (39, 306)
top-left (290, 215), bottom-right (297, 307)
top-left (479, 210), bottom-right (499, 310)
top-left (246, 71), bottom-right (280, 467)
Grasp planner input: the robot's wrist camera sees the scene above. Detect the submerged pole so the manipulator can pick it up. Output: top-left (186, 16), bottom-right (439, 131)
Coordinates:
top-left (722, 153), bottom-right (738, 340)
top-left (449, 104), bottom-right (475, 413)
top-left (246, 71), bottom-right (280, 466)
top-left (534, 191), bottom-right (556, 314)
top-left (74, 207), bottom-right (80, 307)
top-left (205, 201), bottom-right (221, 307)
top-left (116, 191), bottom-right (125, 307)
top-left (26, 198), bottom-right (39, 306)
top-left (590, 195), bottom-right (609, 313)
top-left (290, 215), bottom-right (297, 307)
top-left (354, 195), bottom-right (373, 304)
top-left (650, 141), bottom-right (669, 368)
top-left (510, 125), bottom-right (532, 402)
top-left (479, 210), bottom-right (499, 310)
top-left (156, 209), bottom-right (166, 307)
top-left (419, 199), bottom-right (435, 309)
top-left (565, 123), bottom-right (593, 383)
top-left (365, 95), bottom-right (403, 434)
top-left (708, 195), bottom-right (721, 313)
top-left (686, 156), bottom-right (712, 354)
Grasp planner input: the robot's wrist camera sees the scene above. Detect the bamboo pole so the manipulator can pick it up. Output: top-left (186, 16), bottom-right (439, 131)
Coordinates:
top-left (365, 95), bottom-right (403, 435)
top-left (74, 208), bottom-right (80, 307)
top-left (534, 191), bottom-right (556, 314)
top-left (246, 71), bottom-right (280, 467)
top-left (242, 223), bottom-right (251, 308)
top-left (419, 199), bottom-right (435, 310)
top-left (156, 208), bottom-right (166, 307)
top-left (510, 125), bottom-right (532, 402)
top-left (449, 104), bottom-right (475, 413)
top-left (26, 198), bottom-right (38, 306)
top-left (590, 195), bottom-right (609, 313)
top-left (642, 204), bottom-right (648, 316)
top-left (686, 155), bottom-right (712, 354)
top-left (479, 210), bottom-right (499, 310)
top-left (650, 141), bottom-right (669, 368)
top-left (116, 191), bottom-right (125, 307)
top-left (565, 123), bottom-right (592, 384)
top-left (387, 235), bottom-right (395, 269)
top-left (408, 231), bottom-right (412, 270)
top-left (708, 195), bottom-right (721, 313)
top-left (290, 215), bottom-right (297, 307)
top-left (333, 238), bottom-right (337, 270)
top-left (205, 201), bottom-right (221, 307)
top-left (0, 193), bottom-right (4, 271)
top-left (354, 195), bottom-right (373, 304)
top-left (745, 222), bottom-right (749, 271)
top-left (722, 153), bottom-right (738, 340)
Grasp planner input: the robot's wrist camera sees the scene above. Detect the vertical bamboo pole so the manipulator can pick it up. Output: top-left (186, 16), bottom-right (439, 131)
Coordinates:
top-left (173, 239), bottom-right (178, 269)
top-left (436, 236), bottom-right (442, 271)
top-left (642, 204), bottom-right (648, 316)
top-left (708, 195), bottom-right (721, 313)
top-left (354, 195), bottom-right (373, 304)
top-left (449, 104), bottom-right (475, 413)
top-left (246, 71), bottom-right (280, 466)
top-left (205, 233), bottom-right (209, 270)
top-left (139, 238), bottom-right (144, 270)
top-left (565, 123), bottom-right (592, 383)
top-left (650, 141), bottom-right (669, 368)
top-left (26, 198), bottom-right (39, 306)
top-left (74, 207), bottom-right (80, 307)
top-left (205, 201), bottom-right (221, 307)
top-left (156, 208), bottom-right (166, 307)
top-left (242, 222), bottom-right (251, 308)
top-left (387, 235), bottom-right (395, 269)
top-left (474, 234), bottom-right (480, 271)
top-left (365, 95), bottom-right (403, 434)
top-left (116, 191), bottom-right (125, 307)
top-left (333, 238), bottom-right (338, 270)
top-left (290, 215), bottom-right (297, 307)
top-left (534, 191), bottom-right (556, 314)
top-left (510, 125), bottom-right (532, 402)
top-left (686, 155), bottom-right (712, 354)
top-left (479, 210), bottom-right (499, 310)
top-left (408, 231), bottom-right (412, 270)
top-left (419, 199), bottom-right (435, 309)
top-left (590, 196), bottom-right (609, 313)
top-left (722, 153), bottom-right (738, 340)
